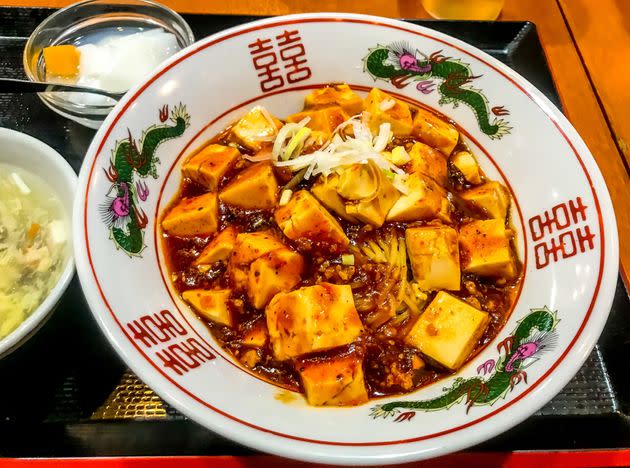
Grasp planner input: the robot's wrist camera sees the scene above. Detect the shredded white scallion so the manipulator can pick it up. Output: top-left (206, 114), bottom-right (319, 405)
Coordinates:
top-left (242, 152), bottom-right (273, 162)
top-left (283, 126), bottom-right (311, 161)
top-left (258, 106), bottom-right (279, 131)
top-left (331, 113), bottom-right (362, 136)
top-left (272, 117), bottom-right (311, 161)
top-left (271, 112), bottom-right (406, 185)
top-left (379, 99), bottom-right (396, 111)
top-left (11, 172), bottom-right (30, 195)
top-left (279, 189), bottom-right (293, 206)
top-left (372, 123), bottom-right (393, 153)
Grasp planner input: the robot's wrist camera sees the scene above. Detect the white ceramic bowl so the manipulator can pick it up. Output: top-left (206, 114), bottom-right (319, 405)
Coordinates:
top-left (73, 13), bottom-right (619, 465)
top-left (0, 128), bottom-right (76, 358)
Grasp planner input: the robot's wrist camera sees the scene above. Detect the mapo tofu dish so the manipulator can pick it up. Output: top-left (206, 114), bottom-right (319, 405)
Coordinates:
top-left (161, 85), bottom-right (522, 407)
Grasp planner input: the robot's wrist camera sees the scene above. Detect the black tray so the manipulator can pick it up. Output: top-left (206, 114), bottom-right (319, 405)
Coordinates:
top-left (1, 8), bottom-right (629, 457)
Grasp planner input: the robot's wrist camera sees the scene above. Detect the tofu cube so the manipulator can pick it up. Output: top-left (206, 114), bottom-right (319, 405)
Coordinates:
top-left (460, 181), bottom-right (510, 220)
top-left (412, 107), bottom-right (459, 156)
top-left (195, 226), bottom-right (238, 265)
top-left (405, 226), bottom-right (460, 291)
top-left (265, 283), bottom-right (363, 360)
top-left (297, 351), bottom-right (368, 406)
top-left (182, 144), bottom-right (240, 191)
top-left (229, 231), bottom-right (288, 289)
top-left (386, 173), bottom-right (451, 223)
top-left (303, 84), bottom-right (363, 115)
top-left (230, 231), bottom-right (287, 265)
top-left (405, 291), bottom-right (489, 370)
top-left (343, 164), bottom-right (400, 227)
top-left (286, 106), bottom-right (350, 136)
top-left (275, 190), bottom-right (349, 252)
top-left (408, 142), bottom-right (448, 186)
top-left (231, 106), bottom-right (281, 151)
top-left (451, 151), bottom-right (482, 184)
top-left (345, 179), bottom-right (400, 227)
top-left (459, 219), bottom-right (517, 279)
top-left (247, 247), bottom-right (305, 309)
top-left (364, 88), bottom-right (413, 136)
top-left (182, 289), bottom-right (232, 327)
top-left (311, 174), bottom-right (359, 223)
top-left (219, 162), bottom-right (278, 210)
top-left (241, 318), bottom-right (268, 348)
top-left (346, 196), bottom-right (390, 227)
top-left (161, 192), bottom-right (218, 237)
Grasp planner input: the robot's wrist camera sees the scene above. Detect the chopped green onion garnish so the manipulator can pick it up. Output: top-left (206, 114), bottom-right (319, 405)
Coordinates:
top-left (282, 127), bottom-right (312, 161)
top-left (341, 254), bottom-right (355, 266)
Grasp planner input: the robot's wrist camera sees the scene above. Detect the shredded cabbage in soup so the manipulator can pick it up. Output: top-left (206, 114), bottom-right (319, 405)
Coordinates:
top-left (0, 164), bottom-right (68, 339)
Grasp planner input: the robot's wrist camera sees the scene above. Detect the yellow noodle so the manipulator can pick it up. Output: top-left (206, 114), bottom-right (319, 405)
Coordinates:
top-left (403, 295), bottom-right (420, 315)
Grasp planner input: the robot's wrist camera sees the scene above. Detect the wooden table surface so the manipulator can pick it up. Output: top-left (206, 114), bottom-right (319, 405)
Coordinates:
top-left (5, 0), bottom-right (630, 285)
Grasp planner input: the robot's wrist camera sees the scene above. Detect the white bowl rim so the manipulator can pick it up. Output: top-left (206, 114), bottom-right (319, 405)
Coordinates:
top-left (0, 128), bottom-right (77, 358)
top-left (73, 12), bottom-right (619, 464)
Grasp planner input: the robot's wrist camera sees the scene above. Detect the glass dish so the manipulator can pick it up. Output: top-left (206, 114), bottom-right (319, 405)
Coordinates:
top-left (23, 0), bottom-right (195, 129)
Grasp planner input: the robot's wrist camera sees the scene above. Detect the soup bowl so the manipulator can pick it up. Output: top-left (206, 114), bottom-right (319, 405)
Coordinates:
top-left (0, 128), bottom-right (76, 359)
top-left (73, 13), bottom-right (618, 465)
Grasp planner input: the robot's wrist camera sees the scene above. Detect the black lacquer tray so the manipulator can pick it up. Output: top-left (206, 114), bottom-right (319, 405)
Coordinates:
top-left (0, 8), bottom-right (629, 457)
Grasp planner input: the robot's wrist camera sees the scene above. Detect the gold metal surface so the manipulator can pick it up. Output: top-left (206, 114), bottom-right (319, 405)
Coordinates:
top-left (91, 371), bottom-right (168, 420)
